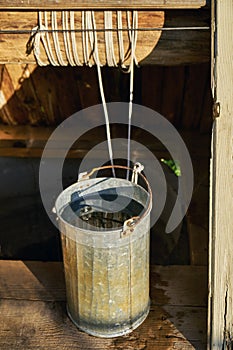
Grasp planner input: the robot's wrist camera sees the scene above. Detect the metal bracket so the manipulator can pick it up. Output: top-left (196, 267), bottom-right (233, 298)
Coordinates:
top-left (121, 216), bottom-right (139, 238)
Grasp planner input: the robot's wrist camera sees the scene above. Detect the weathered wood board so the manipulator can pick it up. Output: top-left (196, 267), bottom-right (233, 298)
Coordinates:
top-left (0, 9), bottom-right (210, 65)
top-left (0, 126), bottom-right (211, 158)
top-left (0, 11), bottom-right (163, 66)
top-left (0, 0), bottom-right (207, 10)
top-left (0, 63), bottom-right (212, 127)
top-left (208, 0), bottom-right (233, 348)
top-left (0, 261), bottom-right (207, 349)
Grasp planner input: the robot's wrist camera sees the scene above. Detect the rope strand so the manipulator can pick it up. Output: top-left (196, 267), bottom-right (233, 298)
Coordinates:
top-left (126, 11), bottom-right (138, 179)
top-left (70, 11), bottom-right (82, 66)
top-left (32, 10), bottom-right (138, 69)
top-left (31, 10), bottom-right (138, 178)
top-left (90, 11), bottom-right (115, 176)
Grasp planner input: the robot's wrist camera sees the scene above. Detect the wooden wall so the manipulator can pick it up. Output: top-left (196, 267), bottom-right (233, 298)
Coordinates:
top-left (0, 63), bottom-right (212, 132)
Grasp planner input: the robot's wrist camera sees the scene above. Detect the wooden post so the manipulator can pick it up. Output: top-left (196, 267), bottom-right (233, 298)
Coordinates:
top-left (208, 0), bottom-right (233, 348)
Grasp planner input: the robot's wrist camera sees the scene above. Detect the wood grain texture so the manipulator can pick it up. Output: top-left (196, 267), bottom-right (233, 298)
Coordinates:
top-left (181, 64), bottom-right (210, 130)
top-left (0, 261), bottom-right (207, 305)
top-left (0, 126), bottom-right (211, 158)
top-left (0, 9), bottom-right (210, 65)
top-left (0, 11), bottom-right (163, 66)
top-left (0, 300), bottom-right (206, 349)
top-left (141, 63), bottom-right (212, 130)
top-left (208, 0), bottom-right (233, 348)
top-left (0, 261), bottom-right (207, 349)
top-left (0, 0), bottom-right (206, 10)
top-left (0, 63), bottom-right (213, 128)
top-left (187, 157), bottom-right (209, 266)
top-left (142, 9), bottom-right (210, 65)
top-left (150, 265), bottom-right (207, 307)
top-left (0, 261), bottom-right (66, 301)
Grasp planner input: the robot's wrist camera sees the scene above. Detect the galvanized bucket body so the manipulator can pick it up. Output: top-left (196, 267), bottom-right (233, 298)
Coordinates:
top-left (55, 175), bottom-right (152, 338)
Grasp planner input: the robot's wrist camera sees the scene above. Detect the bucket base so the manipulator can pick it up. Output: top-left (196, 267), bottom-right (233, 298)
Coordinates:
top-left (67, 302), bottom-right (150, 338)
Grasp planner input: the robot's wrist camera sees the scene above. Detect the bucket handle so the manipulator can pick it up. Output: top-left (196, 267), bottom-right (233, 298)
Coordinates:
top-left (78, 164), bottom-right (152, 236)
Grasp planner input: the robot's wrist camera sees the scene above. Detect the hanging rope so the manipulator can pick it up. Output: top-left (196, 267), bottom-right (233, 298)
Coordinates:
top-left (116, 11), bottom-right (126, 69)
top-left (126, 11), bottom-right (138, 180)
top-left (70, 11), bottom-right (82, 66)
top-left (86, 10), bottom-right (115, 176)
top-left (30, 10), bottom-right (138, 178)
top-left (104, 11), bottom-right (117, 67)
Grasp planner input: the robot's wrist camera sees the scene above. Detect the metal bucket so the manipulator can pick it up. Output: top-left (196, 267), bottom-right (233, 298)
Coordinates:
top-left (55, 165), bottom-right (152, 338)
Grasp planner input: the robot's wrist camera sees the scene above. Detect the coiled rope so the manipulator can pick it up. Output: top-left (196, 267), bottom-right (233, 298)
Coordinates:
top-left (31, 10), bottom-right (138, 178)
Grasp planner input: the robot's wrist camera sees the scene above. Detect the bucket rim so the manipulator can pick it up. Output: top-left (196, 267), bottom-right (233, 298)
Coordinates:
top-left (55, 164), bottom-right (152, 236)
top-left (78, 164), bottom-right (153, 225)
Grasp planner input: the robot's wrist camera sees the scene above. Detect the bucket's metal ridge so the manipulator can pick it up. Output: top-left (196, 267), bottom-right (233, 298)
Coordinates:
top-left (55, 164), bottom-right (152, 338)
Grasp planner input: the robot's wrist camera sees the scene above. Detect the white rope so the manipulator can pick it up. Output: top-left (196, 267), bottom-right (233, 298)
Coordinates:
top-left (117, 11), bottom-right (126, 69)
top-left (31, 23), bottom-right (47, 67)
top-left (89, 11), bottom-right (115, 176)
top-left (31, 10), bottom-right (138, 69)
top-left (81, 11), bottom-right (87, 65)
top-left (51, 11), bottom-right (67, 66)
top-left (42, 11), bottom-right (60, 66)
top-left (70, 11), bottom-right (82, 66)
top-left (104, 11), bottom-right (117, 67)
top-left (62, 11), bottom-right (76, 66)
top-left (30, 10), bottom-right (138, 178)
top-left (126, 11), bottom-right (138, 179)
top-left (32, 12), bottom-right (57, 66)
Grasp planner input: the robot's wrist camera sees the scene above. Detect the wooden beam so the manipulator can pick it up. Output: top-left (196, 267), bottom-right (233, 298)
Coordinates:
top-left (0, 10), bottom-right (163, 66)
top-left (0, 261), bottom-right (207, 349)
top-left (0, 126), bottom-right (211, 158)
top-left (0, 0), bottom-right (207, 10)
top-left (0, 9), bottom-right (210, 65)
top-left (142, 9), bottom-right (210, 65)
top-left (0, 261), bottom-right (207, 305)
top-left (208, 0), bottom-right (233, 348)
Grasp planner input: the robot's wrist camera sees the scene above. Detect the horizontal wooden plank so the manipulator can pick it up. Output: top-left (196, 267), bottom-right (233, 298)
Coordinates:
top-left (151, 265), bottom-right (207, 307)
top-left (0, 261), bottom-right (207, 306)
top-left (0, 125), bottom-right (54, 141)
top-left (0, 11), bottom-right (163, 66)
top-left (142, 9), bottom-right (210, 65)
top-left (0, 261), bottom-right (66, 301)
top-left (0, 300), bottom-right (206, 349)
top-left (0, 9), bottom-right (210, 65)
top-left (0, 261), bottom-right (207, 349)
top-left (0, 126), bottom-right (211, 158)
top-left (163, 305), bottom-right (207, 347)
top-left (0, 147), bottom-right (169, 158)
top-left (0, 0), bottom-right (207, 10)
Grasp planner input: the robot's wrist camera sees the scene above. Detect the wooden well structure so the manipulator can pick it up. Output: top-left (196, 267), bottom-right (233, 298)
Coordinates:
top-left (0, 1), bottom-right (232, 349)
